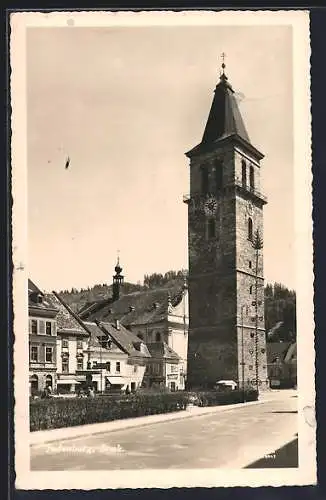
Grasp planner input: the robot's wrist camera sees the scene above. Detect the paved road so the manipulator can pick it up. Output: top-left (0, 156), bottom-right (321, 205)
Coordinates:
top-left (30, 392), bottom-right (298, 470)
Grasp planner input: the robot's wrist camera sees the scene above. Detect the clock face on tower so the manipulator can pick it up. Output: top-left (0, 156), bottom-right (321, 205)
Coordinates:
top-left (204, 197), bottom-right (218, 216)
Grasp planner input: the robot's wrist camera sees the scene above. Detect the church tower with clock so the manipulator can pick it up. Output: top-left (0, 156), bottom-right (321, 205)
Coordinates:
top-left (184, 60), bottom-right (269, 390)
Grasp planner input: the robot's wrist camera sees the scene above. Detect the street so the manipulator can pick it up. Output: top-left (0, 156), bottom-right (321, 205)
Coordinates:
top-left (30, 391), bottom-right (298, 470)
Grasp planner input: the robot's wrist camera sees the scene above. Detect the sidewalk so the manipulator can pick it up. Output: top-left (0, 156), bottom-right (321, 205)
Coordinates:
top-left (30, 394), bottom-right (283, 446)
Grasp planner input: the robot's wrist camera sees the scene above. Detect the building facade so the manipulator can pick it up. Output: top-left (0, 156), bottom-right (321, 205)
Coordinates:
top-left (51, 291), bottom-right (150, 393)
top-left (184, 64), bottom-right (268, 389)
top-left (79, 262), bottom-right (189, 390)
top-left (28, 280), bottom-right (59, 394)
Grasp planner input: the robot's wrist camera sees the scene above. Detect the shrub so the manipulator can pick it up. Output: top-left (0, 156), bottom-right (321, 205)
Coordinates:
top-left (30, 392), bottom-right (189, 432)
top-left (188, 389), bottom-right (258, 407)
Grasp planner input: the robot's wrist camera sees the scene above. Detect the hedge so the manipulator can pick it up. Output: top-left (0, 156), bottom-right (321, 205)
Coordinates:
top-left (191, 389), bottom-right (258, 407)
top-left (30, 389), bottom-right (258, 432)
top-left (30, 392), bottom-right (189, 431)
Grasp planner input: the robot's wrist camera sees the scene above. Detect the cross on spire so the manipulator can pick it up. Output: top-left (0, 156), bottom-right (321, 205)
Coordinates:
top-left (117, 249), bottom-right (120, 265)
top-left (221, 52), bottom-right (226, 74)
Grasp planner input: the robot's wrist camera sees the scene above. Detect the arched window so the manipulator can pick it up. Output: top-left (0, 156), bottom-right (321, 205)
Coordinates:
top-left (155, 332), bottom-right (161, 342)
top-left (249, 285), bottom-right (253, 295)
top-left (215, 160), bottom-right (223, 191)
top-left (30, 374), bottom-right (38, 391)
top-left (46, 374), bottom-right (52, 388)
top-left (207, 218), bottom-right (216, 239)
top-left (241, 160), bottom-right (247, 186)
top-left (249, 165), bottom-right (255, 190)
top-left (201, 166), bottom-right (209, 194)
top-left (248, 217), bottom-right (253, 241)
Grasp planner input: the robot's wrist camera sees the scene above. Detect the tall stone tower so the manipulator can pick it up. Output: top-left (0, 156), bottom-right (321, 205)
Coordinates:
top-left (184, 62), bottom-right (269, 390)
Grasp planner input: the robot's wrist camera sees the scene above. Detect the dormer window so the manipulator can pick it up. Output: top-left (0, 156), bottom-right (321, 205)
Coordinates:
top-left (37, 294), bottom-right (43, 304)
top-left (129, 306), bottom-right (135, 312)
top-left (153, 302), bottom-right (159, 309)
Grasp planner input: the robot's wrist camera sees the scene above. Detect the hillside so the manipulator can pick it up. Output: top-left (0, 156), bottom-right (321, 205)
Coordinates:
top-left (56, 272), bottom-right (296, 342)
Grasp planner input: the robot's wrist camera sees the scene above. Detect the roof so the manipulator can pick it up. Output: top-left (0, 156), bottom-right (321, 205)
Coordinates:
top-left (49, 292), bottom-right (89, 336)
top-left (284, 342), bottom-right (297, 363)
top-left (146, 342), bottom-right (180, 362)
top-left (202, 74), bottom-right (250, 145)
top-left (28, 279), bottom-right (59, 312)
top-left (186, 73), bottom-right (263, 160)
top-left (267, 342), bottom-right (291, 363)
top-left (80, 285), bottom-right (185, 326)
top-left (97, 321), bottom-right (151, 359)
top-left (28, 279), bottom-right (43, 295)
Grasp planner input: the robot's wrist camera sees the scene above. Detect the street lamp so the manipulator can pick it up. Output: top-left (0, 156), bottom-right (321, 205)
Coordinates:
top-left (252, 228), bottom-right (263, 395)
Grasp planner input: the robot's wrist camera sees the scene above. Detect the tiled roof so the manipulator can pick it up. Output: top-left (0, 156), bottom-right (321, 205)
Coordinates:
top-left (81, 285), bottom-right (185, 325)
top-left (266, 342), bottom-right (291, 364)
top-left (28, 279), bottom-right (43, 295)
top-left (146, 342), bottom-right (180, 361)
top-left (28, 279), bottom-right (59, 311)
top-left (49, 292), bottom-right (89, 336)
top-left (96, 321), bottom-right (151, 359)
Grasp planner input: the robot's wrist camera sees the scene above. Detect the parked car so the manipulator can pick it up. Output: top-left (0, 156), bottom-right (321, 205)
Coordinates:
top-left (215, 380), bottom-right (238, 391)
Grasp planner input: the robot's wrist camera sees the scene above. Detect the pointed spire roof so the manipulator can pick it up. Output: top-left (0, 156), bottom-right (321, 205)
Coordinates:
top-left (186, 60), bottom-right (263, 160)
top-left (201, 72), bottom-right (250, 145)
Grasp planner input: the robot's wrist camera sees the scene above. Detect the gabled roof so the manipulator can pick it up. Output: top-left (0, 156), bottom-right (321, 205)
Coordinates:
top-left (28, 279), bottom-right (43, 295)
top-left (80, 285), bottom-right (185, 326)
top-left (146, 342), bottom-right (180, 362)
top-left (28, 279), bottom-right (59, 312)
top-left (186, 73), bottom-right (263, 160)
top-left (48, 292), bottom-right (89, 336)
top-left (96, 321), bottom-right (151, 359)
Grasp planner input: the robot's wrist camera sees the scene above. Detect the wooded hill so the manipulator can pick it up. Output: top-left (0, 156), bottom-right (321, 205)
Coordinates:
top-left (57, 271), bottom-right (296, 343)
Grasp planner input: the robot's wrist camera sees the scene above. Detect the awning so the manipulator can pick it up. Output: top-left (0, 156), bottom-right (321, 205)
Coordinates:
top-left (106, 376), bottom-right (126, 386)
top-left (57, 379), bottom-right (81, 385)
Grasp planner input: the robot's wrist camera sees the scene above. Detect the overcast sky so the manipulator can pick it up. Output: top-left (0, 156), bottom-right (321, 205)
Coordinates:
top-left (27, 25), bottom-right (294, 292)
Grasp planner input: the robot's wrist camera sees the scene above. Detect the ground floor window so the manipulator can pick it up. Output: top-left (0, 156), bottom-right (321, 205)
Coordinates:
top-left (45, 374), bottom-right (53, 388)
top-left (170, 382), bottom-right (176, 392)
top-left (30, 374), bottom-right (38, 391)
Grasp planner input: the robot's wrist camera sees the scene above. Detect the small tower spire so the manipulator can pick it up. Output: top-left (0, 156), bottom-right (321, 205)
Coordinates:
top-left (112, 251), bottom-right (124, 301)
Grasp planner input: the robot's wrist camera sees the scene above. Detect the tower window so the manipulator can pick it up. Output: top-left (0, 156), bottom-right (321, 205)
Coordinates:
top-left (201, 166), bottom-right (209, 194)
top-left (248, 218), bottom-right (253, 241)
top-left (249, 165), bottom-right (255, 190)
top-left (215, 160), bottom-right (223, 191)
top-left (249, 260), bottom-right (252, 269)
top-left (207, 218), bottom-right (216, 239)
top-left (249, 285), bottom-right (253, 294)
top-left (241, 160), bottom-right (247, 186)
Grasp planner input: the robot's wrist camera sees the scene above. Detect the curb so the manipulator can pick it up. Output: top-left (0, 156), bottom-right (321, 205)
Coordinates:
top-left (30, 398), bottom-right (265, 446)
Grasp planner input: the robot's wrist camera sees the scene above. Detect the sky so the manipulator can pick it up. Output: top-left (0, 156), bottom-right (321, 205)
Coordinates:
top-left (27, 24), bottom-right (294, 292)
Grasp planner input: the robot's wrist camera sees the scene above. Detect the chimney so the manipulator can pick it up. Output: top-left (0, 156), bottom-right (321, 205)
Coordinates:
top-left (115, 319), bottom-right (120, 330)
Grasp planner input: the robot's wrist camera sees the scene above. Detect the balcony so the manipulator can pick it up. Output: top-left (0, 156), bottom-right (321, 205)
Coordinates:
top-left (183, 181), bottom-right (267, 205)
